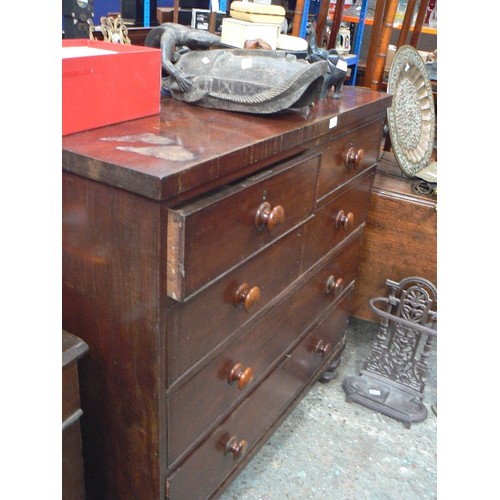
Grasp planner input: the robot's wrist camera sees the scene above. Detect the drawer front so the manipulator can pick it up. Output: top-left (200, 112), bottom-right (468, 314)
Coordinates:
top-left (167, 291), bottom-right (353, 500)
top-left (316, 119), bottom-right (383, 203)
top-left (167, 226), bottom-right (304, 388)
top-left (302, 168), bottom-right (374, 271)
top-left (167, 151), bottom-right (320, 301)
top-left (166, 233), bottom-right (362, 466)
top-left (291, 286), bottom-right (354, 381)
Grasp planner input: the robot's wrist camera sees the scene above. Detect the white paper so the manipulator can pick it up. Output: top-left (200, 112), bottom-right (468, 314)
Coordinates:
top-left (241, 58), bottom-right (253, 70)
top-left (336, 59), bottom-right (348, 71)
top-left (62, 46), bottom-right (117, 59)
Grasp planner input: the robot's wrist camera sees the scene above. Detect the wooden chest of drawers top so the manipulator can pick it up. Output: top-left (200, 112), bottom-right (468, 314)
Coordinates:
top-left (62, 87), bottom-right (392, 203)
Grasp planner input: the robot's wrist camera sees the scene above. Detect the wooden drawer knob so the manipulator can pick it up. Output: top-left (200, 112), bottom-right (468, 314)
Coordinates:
top-left (255, 201), bottom-right (285, 232)
top-left (326, 276), bottom-right (344, 296)
top-left (315, 340), bottom-right (332, 357)
top-left (234, 283), bottom-right (261, 311)
top-left (224, 435), bottom-right (248, 457)
top-left (335, 210), bottom-right (354, 231)
top-left (344, 147), bottom-right (364, 169)
top-left (228, 362), bottom-right (254, 390)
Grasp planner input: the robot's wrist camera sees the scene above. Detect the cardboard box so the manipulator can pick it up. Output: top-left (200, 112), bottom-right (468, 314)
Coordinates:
top-left (191, 9), bottom-right (226, 32)
top-left (62, 39), bottom-right (161, 135)
top-left (220, 17), bottom-right (280, 50)
top-left (229, 1), bottom-right (286, 24)
top-left (156, 7), bottom-right (174, 24)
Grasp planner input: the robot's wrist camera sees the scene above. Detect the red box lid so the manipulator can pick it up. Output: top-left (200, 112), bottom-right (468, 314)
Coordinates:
top-left (62, 39), bottom-right (161, 135)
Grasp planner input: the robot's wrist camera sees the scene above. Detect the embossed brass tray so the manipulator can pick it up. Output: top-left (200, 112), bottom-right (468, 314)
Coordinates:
top-left (387, 45), bottom-right (435, 178)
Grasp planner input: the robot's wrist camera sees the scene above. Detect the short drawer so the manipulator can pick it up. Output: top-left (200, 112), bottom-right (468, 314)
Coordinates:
top-left (167, 151), bottom-right (320, 301)
top-left (291, 286), bottom-right (354, 379)
top-left (167, 225), bottom-right (304, 388)
top-left (166, 234), bottom-right (362, 466)
top-left (316, 120), bottom-right (383, 203)
top-left (166, 291), bottom-right (353, 500)
top-left (302, 168), bottom-right (374, 271)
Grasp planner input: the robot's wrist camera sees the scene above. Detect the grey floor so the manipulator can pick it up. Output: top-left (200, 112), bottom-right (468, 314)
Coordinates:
top-left (219, 317), bottom-right (437, 500)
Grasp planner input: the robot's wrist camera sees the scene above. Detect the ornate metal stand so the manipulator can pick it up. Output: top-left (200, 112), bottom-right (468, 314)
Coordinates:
top-left (343, 277), bottom-right (437, 428)
top-left (89, 15), bottom-right (132, 44)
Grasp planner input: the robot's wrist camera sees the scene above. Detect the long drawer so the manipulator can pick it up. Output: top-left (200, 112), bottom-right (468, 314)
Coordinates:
top-left (167, 225), bottom-right (305, 388)
top-left (167, 151), bottom-right (320, 301)
top-left (167, 290), bottom-right (354, 500)
top-left (166, 233), bottom-right (363, 466)
top-left (316, 119), bottom-right (383, 204)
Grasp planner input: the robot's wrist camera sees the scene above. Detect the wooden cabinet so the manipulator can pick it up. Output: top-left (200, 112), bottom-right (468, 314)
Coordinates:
top-left (62, 87), bottom-right (391, 499)
top-left (351, 161), bottom-right (437, 322)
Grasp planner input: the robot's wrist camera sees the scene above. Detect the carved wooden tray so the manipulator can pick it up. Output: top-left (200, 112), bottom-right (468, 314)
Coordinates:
top-left (387, 45), bottom-right (435, 178)
top-left (167, 49), bottom-right (327, 114)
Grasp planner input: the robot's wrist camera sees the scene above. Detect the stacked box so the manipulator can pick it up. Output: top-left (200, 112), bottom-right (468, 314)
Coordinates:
top-left (221, 17), bottom-right (281, 49)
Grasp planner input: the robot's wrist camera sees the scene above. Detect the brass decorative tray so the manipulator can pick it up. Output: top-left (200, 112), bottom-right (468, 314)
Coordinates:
top-left (387, 45), bottom-right (435, 178)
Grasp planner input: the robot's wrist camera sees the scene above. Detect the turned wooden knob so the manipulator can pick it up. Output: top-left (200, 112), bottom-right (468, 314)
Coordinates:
top-left (234, 283), bottom-right (261, 311)
top-left (335, 210), bottom-right (354, 231)
top-left (224, 435), bottom-right (248, 457)
top-left (228, 362), bottom-right (254, 390)
top-left (344, 147), bottom-right (364, 169)
top-left (326, 276), bottom-right (344, 296)
top-left (255, 201), bottom-right (285, 232)
top-left (315, 340), bottom-right (332, 357)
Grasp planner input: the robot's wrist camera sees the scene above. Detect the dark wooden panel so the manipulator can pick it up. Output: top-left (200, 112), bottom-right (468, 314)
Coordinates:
top-left (62, 172), bottom-right (165, 500)
top-left (63, 421), bottom-right (86, 500)
top-left (316, 120), bottom-right (384, 203)
top-left (351, 170), bottom-right (437, 321)
top-left (62, 331), bottom-right (88, 500)
top-left (62, 363), bottom-right (81, 424)
top-left (166, 233), bottom-right (362, 466)
top-left (167, 151), bottom-right (320, 300)
top-left (302, 168), bottom-right (375, 271)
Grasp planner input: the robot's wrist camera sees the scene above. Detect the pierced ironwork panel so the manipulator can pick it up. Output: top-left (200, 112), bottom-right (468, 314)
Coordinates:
top-left (344, 276), bottom-right (437, 428)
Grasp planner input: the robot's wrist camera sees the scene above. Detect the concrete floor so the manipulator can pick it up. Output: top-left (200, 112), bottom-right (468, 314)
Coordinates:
top-left (219, 316), bottom-right (437, 500)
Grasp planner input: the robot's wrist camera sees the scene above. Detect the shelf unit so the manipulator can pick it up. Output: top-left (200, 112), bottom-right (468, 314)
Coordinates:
top-left (343, 15), bottom-right (437, 36)
top-left (339, 0), bottom-right (437, 87)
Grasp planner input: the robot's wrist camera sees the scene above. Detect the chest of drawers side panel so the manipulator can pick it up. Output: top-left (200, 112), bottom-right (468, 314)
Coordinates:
top-left (62, 172), bottom-right (167, 499)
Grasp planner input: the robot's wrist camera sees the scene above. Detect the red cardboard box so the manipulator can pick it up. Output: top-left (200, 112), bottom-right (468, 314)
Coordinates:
top-left (62, 39), bottom-right (161, 135)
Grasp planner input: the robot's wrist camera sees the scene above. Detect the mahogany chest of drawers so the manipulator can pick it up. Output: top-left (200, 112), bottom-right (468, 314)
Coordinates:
top-left (62, 87), bottom-right (391, 499)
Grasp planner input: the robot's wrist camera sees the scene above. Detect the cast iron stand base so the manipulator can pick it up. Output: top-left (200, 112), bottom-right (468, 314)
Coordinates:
top-left (343, 374), bottom-right (428, 429)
